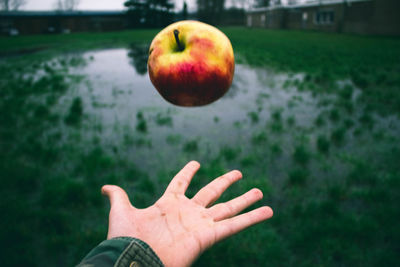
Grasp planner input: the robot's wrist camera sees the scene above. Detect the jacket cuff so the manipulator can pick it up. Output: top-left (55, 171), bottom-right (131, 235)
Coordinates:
top-left (77, 237), bottom-right (164, 267)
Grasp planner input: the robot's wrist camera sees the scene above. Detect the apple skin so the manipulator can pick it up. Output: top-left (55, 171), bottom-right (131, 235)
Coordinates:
top-left (147, 20), bottom-right (235, 107)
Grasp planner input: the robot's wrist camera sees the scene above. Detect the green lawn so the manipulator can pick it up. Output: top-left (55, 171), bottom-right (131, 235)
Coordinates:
top-left (2, 27), bottom-right (400, 114)
top-left (1, 28), bottom-right (399, 267)
top-left (225, 28), bottom-right (400, 116)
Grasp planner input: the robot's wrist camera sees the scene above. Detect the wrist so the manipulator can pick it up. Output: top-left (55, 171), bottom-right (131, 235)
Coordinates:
top-left (78, 237), bottom-right (164, 267)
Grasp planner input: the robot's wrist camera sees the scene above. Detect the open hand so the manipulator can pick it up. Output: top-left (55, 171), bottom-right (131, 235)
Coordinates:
top-left (102, 161), bottom-right (273, 267)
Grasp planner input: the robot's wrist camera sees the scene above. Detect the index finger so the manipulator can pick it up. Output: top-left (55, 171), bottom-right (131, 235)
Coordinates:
top-left (165, 161), bottom-right (201, 195)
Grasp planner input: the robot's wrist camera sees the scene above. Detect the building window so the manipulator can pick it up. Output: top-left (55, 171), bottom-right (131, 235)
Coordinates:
top-left (314, 10), bottom-right (334, 25)
top-left (247, 16), bottom-right (252, 27)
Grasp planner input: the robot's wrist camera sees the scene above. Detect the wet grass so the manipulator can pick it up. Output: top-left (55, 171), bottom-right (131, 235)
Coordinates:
top-left (183, 139), bottom-right (199, 153)
top-left (247, 111), bottom-right (260, 124)
top-left (288, 168), bottom-right (309, 186)
top-left (166, 134), bottom-right (182, 145)
top-left (155, 112), bottom-right (173, 127)
top-left (3, 27), bottom-right (399, 115)
top-left (136, 111), bottom-right (148, 133)
top-left (1, 29), bottom-right (400, 267)
top-left (331, 127), bottom-right (347, 145)
top-left (0, 29), bottom-right (158, 58)
top-left (270, 142), bottom-right (283, 156)
top-left (251, 131), bottom-right (268, 145)
top-left (314, 114), bottom-right (326, 127)
top-left (65, 97), bottom-right (83, 126)
top-left (286, 115), bottom-right (296, 127)
top-left (293, 145), bottom-right (311, 166)
top-left (329, 108), bottom-right (341, 122)
top-left (224, 28), bottom-right (400, 116)
top-left (220, 146), bottom-right (241, 161)
top-left (317, 135), bottom-right (331, 154)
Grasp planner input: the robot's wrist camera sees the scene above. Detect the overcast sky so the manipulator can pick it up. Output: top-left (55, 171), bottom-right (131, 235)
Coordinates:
top-left (23, 0), bottom-right (195, 11)
top-left (22, 0), bottom-right (297, 12)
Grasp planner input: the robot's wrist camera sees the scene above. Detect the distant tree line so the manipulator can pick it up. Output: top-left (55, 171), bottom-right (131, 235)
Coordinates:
top-left (55, 0), bottom-right (80, 11)
top-left (124, 0), bottom-right (174, 28)
top-left (124, 0), bottom-right (248, 27)
top-left (196, 0), bottom-right (225, 25)
top-left (255, 0), bottom-right (271, 7)
top-left (0, 0), bottom-right (26, 11)
top-left (0, 0), bottom-right (82, 11)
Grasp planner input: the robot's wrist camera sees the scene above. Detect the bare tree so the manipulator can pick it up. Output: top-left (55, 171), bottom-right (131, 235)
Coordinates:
top-left (197, 0), bottom-right (226, 25)
top-left (229, 0), bottom-right (247, 9)
top-left (0, 0), bottom-right (27, 11)
top-left (270, 0), bottom-right (281, 6)
top-left (254, 0), bottom-right (270, 7)
top-left (124, 0), bottom-right (174, 28)
top-left (54, 0), bottom-right (80, 11)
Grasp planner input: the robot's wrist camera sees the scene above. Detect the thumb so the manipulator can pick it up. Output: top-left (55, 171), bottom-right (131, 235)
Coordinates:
top-left (102, 185), bottom-right (135, 240)
top-left (102, 185), bottom-right (133, 210)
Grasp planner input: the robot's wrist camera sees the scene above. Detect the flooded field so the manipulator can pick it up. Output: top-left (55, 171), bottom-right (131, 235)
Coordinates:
top-left (48, 47), bottom-right (400, 183)
top-left (1, 44), bottom-right (399, 266)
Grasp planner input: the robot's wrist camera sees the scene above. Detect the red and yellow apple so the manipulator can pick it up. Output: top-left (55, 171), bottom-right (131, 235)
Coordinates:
top-left (147, 20), bottom-right (235, 106)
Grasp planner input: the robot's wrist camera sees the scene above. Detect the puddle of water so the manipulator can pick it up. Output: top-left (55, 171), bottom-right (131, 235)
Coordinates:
top-left (49, 47), bottom-right (400, 185)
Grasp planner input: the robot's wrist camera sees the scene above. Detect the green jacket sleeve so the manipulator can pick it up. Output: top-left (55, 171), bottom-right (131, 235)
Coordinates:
top-left (77, 237), bottom-right (164, 267)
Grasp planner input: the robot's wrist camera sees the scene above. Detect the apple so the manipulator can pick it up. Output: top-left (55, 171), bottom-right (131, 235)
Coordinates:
top-left (147, 20), bottom-right (235, 107)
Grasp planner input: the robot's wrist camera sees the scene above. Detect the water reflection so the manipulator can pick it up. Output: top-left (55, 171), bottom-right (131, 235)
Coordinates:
top-left (127, 43), bottom-right (149, 75)
top-left (56, 47), bottom-right (400, 180)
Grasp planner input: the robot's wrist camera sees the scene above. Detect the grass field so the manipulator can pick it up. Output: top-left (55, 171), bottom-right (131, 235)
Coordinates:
top-left (1, 28), bottom-right (400, 266)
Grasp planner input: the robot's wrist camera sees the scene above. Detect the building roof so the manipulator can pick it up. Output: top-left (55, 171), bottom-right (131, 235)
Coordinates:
top-left (247, 0), bottom-right (372, 13)
top-left (0, 10), bottom-right (125, 17)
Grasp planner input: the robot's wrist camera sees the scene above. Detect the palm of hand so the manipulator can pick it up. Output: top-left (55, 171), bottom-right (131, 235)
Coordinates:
top-left (103, 161), bottom-right (273, 267)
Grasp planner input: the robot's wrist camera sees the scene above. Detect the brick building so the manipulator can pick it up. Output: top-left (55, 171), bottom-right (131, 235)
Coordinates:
top-left (246, 0), bottom-right (400, 35)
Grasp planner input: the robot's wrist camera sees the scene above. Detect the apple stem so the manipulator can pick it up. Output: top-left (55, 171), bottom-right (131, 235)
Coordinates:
top-left (174, 29), bottom-right (184, 52)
